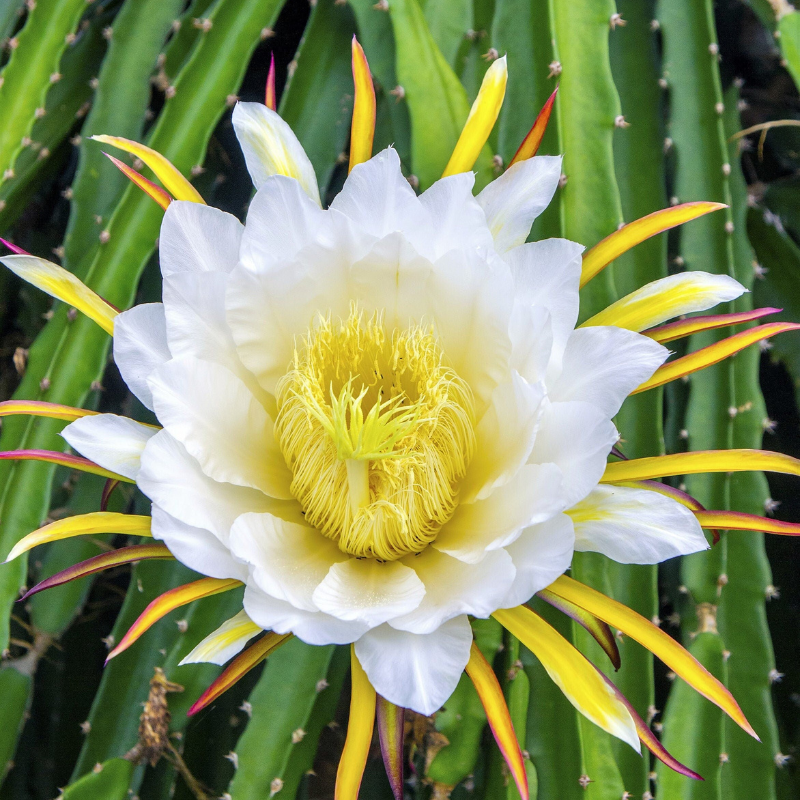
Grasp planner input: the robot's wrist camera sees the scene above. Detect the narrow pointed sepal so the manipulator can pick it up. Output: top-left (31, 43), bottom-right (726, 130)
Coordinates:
top-left (0, 237), bottom-right (29, 255)
top-left (536, 589), bottom-right (621, 670)
top-left (106, 577), bottom-right (242, 662)
top-left (580, 202), bottom-right (727, 287)
top-left (188, 631), bottom-right (292, 715)
top-left (349, 36), bottom-right (376, 172)
top-left (336, 646), bottom-right (377, 800)
top-left (644, 307), bottom-right (782, 343)
top-left (0, 400), bottom-right (98, 423)
top-left (442, 55), bottom-right (508, 177)
top-left (509, 85), bottom-right (558, 166)
top-left (0, 449), bottom-right (132, 482)
top-left (377, 695), bottom-right (404, 800)
top-left (91, 135), bottom-right (204, 204)
top-left (695, 510), bottom-right (800, 536)
top-left (20, 543), bottom-right (174, 602)
top-left (5, 511), bottom-right (152, 562)
top-left (602, 449), bottom-right (800, 484)
top-left (180, 609), bottom-right (262, 666)
top-left (0, 255), bottom-right (119, 334)
top-left (634, 322), bottom-right (800, 393)
top-left (465, 642), bottom-right (529, 800)
top-left (103, 153), bottom-right (172, 210)
top-left (100, 478), bottom-right (121, 511)
top-left (548, 575), bottom-right (758, 739)
top-left (594, 667), bottom-right (702, 780)
top-left (265, 52), bottom-right (277, 110)
top-left (493, 606), bottom-right (640, 751)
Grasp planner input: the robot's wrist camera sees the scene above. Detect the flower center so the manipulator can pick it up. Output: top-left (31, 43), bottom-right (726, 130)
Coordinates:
top-left (275, 306), bottom-right (476, 561)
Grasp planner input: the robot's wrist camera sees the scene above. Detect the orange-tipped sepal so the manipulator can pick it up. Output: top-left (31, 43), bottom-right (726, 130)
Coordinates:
top-left (0, 449), bottom-right (131, 482)
top-left (547, 575), bottom-right (758, 739)
top-left (509, 86), bottom-right (558, 166)
top-left (20, 543), bottom-right (174, 602)
top-left (188, 631), bottom-right (292, 715)
top-left (644, 307), bottom-right (781, 343)
top-left (107, 577), bottom-right (242, 662)
top-left (0, 400), bottom-right (98, 423)
top-left (580, 202), bottom-right (726, 287)
top-left (465, 642), bottom-right (529, 800)
top-left (5, 511), bottom-right (152, 563)
top-left (694, 510), bottom-right (800, 536)
top-left (336, 646), bottom-right (377, 800)
top-left (103, 153), bottom-right (172, 210)
top-left (348, 37), bottom-right (376, 173)
top-left (377, 695), bottom-right (404, 800)
top-left (91, 135), bottom-right (204, 203)
top-left (602, 449), bottom-right (800, 484)
top-left (265, 52), bottom-right (277, 110)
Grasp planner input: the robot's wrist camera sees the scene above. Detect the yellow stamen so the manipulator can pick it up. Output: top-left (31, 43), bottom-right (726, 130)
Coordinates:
top-left (275, 306), bottom-right (476, 561)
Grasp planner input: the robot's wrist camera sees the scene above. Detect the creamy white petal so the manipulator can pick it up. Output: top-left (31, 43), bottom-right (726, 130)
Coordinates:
top-left (509, 304), bottom-right (553, 385)
top-left (113, 303), bottom-right (171, 410)
top-left (461, 373), bottom-right (545, 502)
top-left (243, 583), bottom-right (368, 645)
top-left (476, 155), bottom-right (562, 253)
top-left (232, 102), bottom-right (320, 203)
top-left (585, 272), bottom-right (747, 331)
top-left (180, 609), bottom-right (260, 666)
top-left (159, 201), bottom-right (243, 277)
top-left (229, 513), bottom-right (346, 612)
top-left (148, 357), bottom-right (291, 498)
top-left (506, 238), bottom-right (583, 363)
top-left (390, 548), bottom-right (515, 634)
top-left (418, 172), bottom-right (494, 258)
top-left (434, 463), bottom-right (566, 563)
top-left (330, 148), bottom-right (434, 257)
top-left (529, 400), bottom-right (619, 508)
top-left (354, 616), bottom-right (473, 716)
top-left (570, 485), bottom-right (710, 564)
top-left (151, 504), bottom-right (248, 581)
top-left (238, 175), bottom-right (328, 273)
top-left (62, 414), bottom-right (157, 480)
top-left (138, 430), bottom-right (296, 540)
top-left (501, 514), bottom-right (575, 607)
top-left (550, 327), bottom-right (668, 418)
top-left (312, 559), bottom-right (425, 627)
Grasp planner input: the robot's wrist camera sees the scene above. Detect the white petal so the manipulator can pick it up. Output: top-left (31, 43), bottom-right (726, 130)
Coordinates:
top-left (148, 357), bottom-right (291, 499)
top-left (159, 201), bottom-right (243, 277)
top-left (238, 175), bottom-right (328, 273)
top-left (243, 583), bottom-right (368, 645)
top-left (180, 609), bottom-right (261, 666)
top-left (501, 514), bottom-right (575, 607)
top-left (229, 513), bottom-right (346, 612)
top-left (151, 504), bottom-right (248, 581)
top-left (312, 559), bottom-right (425, 627)
top-left (586, 272), bottom-right (747, 331)
top-left (354, 616), bottom-right (473, 715)
top-left (434, 463), bottom-right (566, 563)
top-left (113, 303), bottom-right (171, 410)
top-left (232, 101), bottom-right (320, 204)
top-left (330, 148), bottom-right (434, 257)
top-left (390, 548), bottom-right (515, 634)
top-left (506, 238), bottom-right (583, 363)
top-left (62, 414), bottom-right (157, 480)
top-left (461, 373), bottom-right (545, 502)
top-left (570, 485), bottom-right (710, 564)
top-left (138, 430), bottom-right (296, 541)
top-left (550, 327), bottom-right (668, 418)
top-left (529, 400), bottom-right (618, 508)
top-left (418, 172), bottom-right (494, 258)
top-left (509, 304), bottom-right (553, 385)
top-left (476, 155), bottom-right (562, 253)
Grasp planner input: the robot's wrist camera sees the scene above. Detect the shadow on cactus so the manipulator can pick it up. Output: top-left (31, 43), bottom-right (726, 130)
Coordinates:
top-left (2, 38), bottom-right (800, 800)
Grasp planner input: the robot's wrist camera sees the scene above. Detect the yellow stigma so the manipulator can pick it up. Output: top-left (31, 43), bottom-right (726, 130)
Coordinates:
top-left (275, 306), bottom-right (476, 561)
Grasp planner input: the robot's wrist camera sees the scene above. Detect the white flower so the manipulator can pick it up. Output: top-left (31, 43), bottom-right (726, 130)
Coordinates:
top-left (58, 109), bottom-right (710, 716)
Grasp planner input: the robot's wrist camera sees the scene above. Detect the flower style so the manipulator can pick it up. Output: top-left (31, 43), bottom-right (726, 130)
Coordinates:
top-left (3, 39), bottom-right (800, 799)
